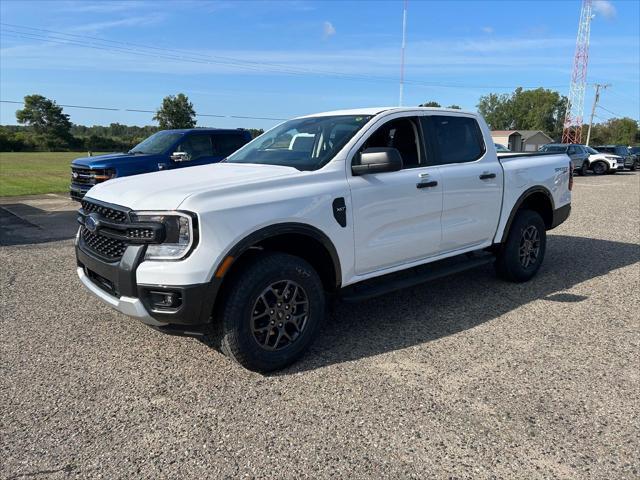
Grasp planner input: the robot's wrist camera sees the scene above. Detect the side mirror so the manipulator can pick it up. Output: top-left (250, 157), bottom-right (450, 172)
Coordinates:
top-left (171, 151), bottom-right (191, 162)
top-left (352, 147), bottom-right (403, 175)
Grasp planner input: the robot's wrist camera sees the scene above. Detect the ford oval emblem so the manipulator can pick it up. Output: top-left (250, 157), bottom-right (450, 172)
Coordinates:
top-left (85, 214), bottom-right (99, 232)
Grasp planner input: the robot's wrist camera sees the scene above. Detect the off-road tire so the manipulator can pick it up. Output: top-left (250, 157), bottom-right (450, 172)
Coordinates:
top-left (217, 252), bottom-right (325, 372)
top-left (495, 209), bottom-right (547, 283)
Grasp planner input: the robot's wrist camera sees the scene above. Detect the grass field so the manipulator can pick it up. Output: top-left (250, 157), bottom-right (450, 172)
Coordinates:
top-left (0, 152), bottom-right (106, 197)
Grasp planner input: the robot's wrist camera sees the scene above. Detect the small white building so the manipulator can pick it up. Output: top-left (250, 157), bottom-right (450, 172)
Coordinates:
top-left (491, 130), bottom-right (554, 152)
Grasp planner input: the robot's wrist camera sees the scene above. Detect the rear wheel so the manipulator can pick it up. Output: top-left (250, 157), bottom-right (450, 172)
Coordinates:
top-left (578, 160), bottom-right (589, 175)
top-left (217, 252), bottom-right (325, 372)
top-left (592, 161), bottom-right (607, 175)
top-left (495, 209), bottom-right (547, 283)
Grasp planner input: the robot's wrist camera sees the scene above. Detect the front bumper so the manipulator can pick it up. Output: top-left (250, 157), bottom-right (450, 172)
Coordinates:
top-left (70, 183), bottom-right (91, 201)
top-left (76, 240), bottom-right (220, 334)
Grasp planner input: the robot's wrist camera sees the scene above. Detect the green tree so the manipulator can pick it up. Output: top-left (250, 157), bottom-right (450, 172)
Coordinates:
top-left (15, 94), bottom-right (73, 149)
top-left (605, 117), bottom-right (638, 145)
top-left (477, 88), bottom-right (567, 139)
top-left (447, 104), bottom-right (462, 109)
top-left (477, 93), bottom-right (512, 130)
top-left (153, 93), bottom-right (196, 129)
top-left (419, 101), bottom-right (441, 107)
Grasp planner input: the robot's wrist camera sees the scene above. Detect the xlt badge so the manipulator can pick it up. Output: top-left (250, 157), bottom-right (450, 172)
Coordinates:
top-left (332, 197), bottom-right (347, 228)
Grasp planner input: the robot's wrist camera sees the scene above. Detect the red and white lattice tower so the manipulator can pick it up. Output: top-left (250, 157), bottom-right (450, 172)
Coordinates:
top-left (562, 0), bottom-right (593, 144)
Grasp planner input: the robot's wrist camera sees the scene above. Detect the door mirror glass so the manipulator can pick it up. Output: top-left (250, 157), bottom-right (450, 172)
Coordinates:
top-left (171, 151), bottom-right (191, 162)
top-left (352, 147), bottom-right (403, 175)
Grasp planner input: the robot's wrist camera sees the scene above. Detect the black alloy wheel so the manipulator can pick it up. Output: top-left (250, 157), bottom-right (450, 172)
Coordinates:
top-left (518, 225), bottom-right (541, 269)
top-left (250, 280), bottom-right (310, 351)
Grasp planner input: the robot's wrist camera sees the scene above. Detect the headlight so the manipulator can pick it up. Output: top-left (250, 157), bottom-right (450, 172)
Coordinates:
top-left (130, 211), bottom-right (197, 261)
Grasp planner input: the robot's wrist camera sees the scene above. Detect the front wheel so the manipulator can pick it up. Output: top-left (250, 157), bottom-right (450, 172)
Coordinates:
top-left (217, 252), bottom-right (325, 372)
top-left (592, 161), bottom-right (607, 175)
top-left (495, 209), bottom-right (547, 283)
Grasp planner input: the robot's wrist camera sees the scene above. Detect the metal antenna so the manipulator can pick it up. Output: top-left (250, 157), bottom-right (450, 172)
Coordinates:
top-left (562, 0), bottom-right (593, 144)
top-left (399, 0), bottom-right (408, 106)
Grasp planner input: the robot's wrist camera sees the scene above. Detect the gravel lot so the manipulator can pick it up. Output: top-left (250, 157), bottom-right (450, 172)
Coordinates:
top-left (1, 173), bottom-right (639, 479)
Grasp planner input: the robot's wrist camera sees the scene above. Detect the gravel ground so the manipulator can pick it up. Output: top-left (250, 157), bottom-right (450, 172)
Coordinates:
top-left (1, 173), bottom-right (639, 479)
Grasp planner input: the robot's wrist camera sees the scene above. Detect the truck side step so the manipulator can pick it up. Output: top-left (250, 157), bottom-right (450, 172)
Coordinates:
top-left (340, 251), bottom-right (495, 302)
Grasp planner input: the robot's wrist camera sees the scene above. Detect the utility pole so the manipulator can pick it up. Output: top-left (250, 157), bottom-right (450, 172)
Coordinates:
top-left (399, 0), bottom-right (408, 106)
top-left (585, 83), bottom-right (610, 146)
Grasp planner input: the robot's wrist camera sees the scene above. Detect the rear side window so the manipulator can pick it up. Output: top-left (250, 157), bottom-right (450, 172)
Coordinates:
top-left (180, 134), bottom-right (213, 161)
top-left (423, 115), bottom-right (485, 165)
top-left (213, 133), bottom-right (249, 157)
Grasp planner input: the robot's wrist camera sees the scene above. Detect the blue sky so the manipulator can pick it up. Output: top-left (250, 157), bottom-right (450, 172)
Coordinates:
top-left (1, 0), bottom-right (638, 129)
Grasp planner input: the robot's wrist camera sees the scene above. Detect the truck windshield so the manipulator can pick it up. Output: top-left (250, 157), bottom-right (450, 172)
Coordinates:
top-left (226, 115), bottom-right (372, 171)
top-left (129, 131), bottom-right (183, 155)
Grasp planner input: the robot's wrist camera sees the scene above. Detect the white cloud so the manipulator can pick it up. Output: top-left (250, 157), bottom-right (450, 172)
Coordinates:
top-left (69, 14), bottom-right (165, 33)
top-left (593, 0), bottom-right (617, 19)
top-left (482, 26), bottom-right (494, 34)
top-left (323, 21), bottom-right (336, 39)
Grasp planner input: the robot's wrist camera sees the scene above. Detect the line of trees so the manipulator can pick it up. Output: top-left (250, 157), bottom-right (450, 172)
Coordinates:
top-left (421, 87), bottom-right (639, 145)
top-left (1, 89), bottom-right (637, 153)
top-left (0, 93), bottom-right (263, 152)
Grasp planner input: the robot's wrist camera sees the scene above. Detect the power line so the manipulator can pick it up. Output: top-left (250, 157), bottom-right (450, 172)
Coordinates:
top-left (0, 100), bottom-right (289, 121)
top-left (0, 22), bottom-right (569, 91)
top-left (597, 105), bottom-right (625, 118)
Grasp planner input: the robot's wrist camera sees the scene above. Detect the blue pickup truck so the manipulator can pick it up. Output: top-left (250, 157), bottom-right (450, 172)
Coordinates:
top-left (70, 128), bottom-right (252, 201)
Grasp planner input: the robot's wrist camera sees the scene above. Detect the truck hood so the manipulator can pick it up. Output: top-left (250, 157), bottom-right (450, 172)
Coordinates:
top-left (72, 152), bottom-right (160, 168)
top-left (85, 163), bottom-right (300, 210)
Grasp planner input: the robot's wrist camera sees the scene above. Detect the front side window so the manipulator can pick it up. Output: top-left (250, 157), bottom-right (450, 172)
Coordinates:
top-left (426, 115), bottom-right (485, 164)
top-left (586, 146), bottom-right (598, 154)
top-left (129, 131), bottom-right (182, 155)
top-left (179, 135), bottom-right (213, 161)
top-left (357, 117), bottom-right (422, 168)
top-left (226, 115), bottom-right (372, 171)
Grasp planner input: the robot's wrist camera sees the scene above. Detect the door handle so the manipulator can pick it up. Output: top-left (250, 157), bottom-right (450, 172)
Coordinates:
top-left (416, 180), bottom-right (438, 189)
top-left (479, 172), bottom-right (496, 180)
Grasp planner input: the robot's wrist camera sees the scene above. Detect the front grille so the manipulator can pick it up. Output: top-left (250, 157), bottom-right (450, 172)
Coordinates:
top-left (81, 228), bottom-right (127, 261)
top-left (71, 167), bottom-right (108, 186)
top-left (126, 227), bottom-right (156, 240)
top-left (81, 199), bottom-right (129, 223)
top-left (80, 200), bottom-right (130, 261)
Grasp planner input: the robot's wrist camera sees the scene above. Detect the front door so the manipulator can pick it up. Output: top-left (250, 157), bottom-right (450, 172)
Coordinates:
top-left (348, 115), bottom-right (443, 275)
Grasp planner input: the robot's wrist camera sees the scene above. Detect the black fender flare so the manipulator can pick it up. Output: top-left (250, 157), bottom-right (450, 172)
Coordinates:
top-left (221, 222), bottom-right (342, 287)
top-left (500, 186), bottom-right (555, 243)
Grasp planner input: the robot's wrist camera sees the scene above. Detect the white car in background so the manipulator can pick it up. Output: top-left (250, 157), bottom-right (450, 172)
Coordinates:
top-left (585, 146), bottom-right (621, 175)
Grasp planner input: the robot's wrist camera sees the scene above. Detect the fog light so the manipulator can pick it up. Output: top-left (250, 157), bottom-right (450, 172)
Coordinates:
top-left (148, 290), bottom-right (182, 309)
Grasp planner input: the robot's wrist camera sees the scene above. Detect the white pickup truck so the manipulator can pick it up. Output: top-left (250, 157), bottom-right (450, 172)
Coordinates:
top-left (75, 107), bottom-right (572, 371)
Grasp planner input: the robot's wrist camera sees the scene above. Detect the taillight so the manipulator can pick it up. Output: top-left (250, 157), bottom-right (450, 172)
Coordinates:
top-left (568, 162), bottom-right (573, 191)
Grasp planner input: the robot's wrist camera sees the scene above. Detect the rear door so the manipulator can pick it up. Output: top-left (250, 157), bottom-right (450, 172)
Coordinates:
top-left (348, 114), bottom-right (443, 275)
top-left (212, 132), bottom-right (251, 159)
top-left (422, 114), bottom-right (503, 252)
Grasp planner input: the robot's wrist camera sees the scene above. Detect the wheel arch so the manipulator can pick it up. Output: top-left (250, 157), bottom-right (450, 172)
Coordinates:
top-left (215, 222), bottom-right (342, 292)
top-left (500, 187), bottom-right (555, 243)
